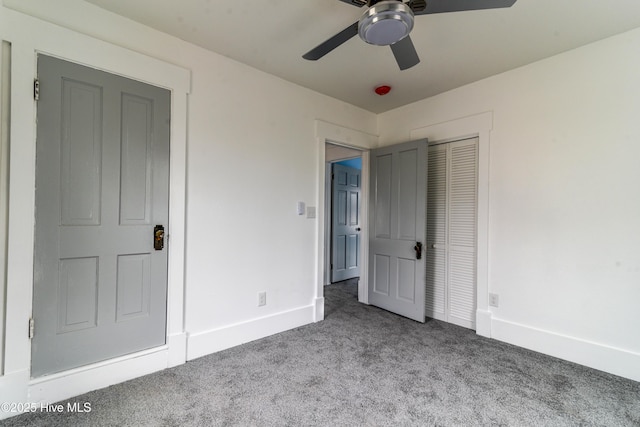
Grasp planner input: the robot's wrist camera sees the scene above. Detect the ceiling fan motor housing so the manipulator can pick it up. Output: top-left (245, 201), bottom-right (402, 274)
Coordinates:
top-left (359, 1), bottom-right (415, 46)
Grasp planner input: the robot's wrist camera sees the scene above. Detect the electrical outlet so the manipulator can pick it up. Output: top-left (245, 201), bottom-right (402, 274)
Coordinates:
top-left (258, 291), bottom-right (266, 307)
top-left (489, 293), bottom-right (499, 308)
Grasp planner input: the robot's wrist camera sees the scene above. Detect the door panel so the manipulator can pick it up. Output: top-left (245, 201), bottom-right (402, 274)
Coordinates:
top-left (120, 93), bottom-right (153, 225)
top-left (369, 139), bottom-right (427, 322)
top-left (373, 154), bottom-right (392, 238)
top-left (60, 79), bottom-right (103, 226)
top-left (32, 55), bottom-right (170, 377)
top-left (57, 257), bottom-right (99, 333)
top-left (398, 150), bottom-right (418, 240)
top-left (373, 255), bottom-right (390, 295)
top-left (116, 254), bottom-right (152, 322)
top-left (331, 164), bottom-right (361, 282)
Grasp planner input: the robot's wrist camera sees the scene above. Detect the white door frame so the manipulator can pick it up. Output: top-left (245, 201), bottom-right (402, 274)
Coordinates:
top-left (314, 121), bottom-right (378, 321)
top-left (0, 8), bottom-right (190, 409)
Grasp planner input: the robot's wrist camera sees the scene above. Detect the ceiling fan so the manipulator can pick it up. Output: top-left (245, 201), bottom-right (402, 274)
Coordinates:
top-left (303, 0), bottom-right (517, 70)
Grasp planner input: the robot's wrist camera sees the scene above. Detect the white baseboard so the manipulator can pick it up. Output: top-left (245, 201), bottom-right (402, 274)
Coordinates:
top-left (187, 304), bottom-right (315, 361)
top-left (491, 317), bottom-right (640, 382)
top-left (28, 347), bottom-right (170, 407)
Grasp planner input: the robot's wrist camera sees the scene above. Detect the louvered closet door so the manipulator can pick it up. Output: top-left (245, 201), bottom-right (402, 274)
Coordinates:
top-left (425, 138), bottom-right (478, 329)
top-left (425, 145), bottom-right (447, 319)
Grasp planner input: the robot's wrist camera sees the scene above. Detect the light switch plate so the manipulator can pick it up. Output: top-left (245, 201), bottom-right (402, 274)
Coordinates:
top-left (297, 201), bottom-right (305, 215)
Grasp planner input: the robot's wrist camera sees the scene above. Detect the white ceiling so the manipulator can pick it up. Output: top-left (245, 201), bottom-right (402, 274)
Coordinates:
top-left (82, 0), bottom-right (640, 113)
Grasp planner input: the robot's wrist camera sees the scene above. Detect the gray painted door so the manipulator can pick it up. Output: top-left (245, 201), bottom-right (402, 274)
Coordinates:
top-left (331, 163), bottom-right (361, 283)
top-left (368, 139), bottom-right (427, 322)
top-left (32, 55), bottom-right (170, 377)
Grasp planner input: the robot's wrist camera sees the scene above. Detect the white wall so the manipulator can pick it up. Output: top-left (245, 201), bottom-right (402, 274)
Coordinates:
top-left (1, 0), bottom-right (638, 415)
top-left (378, 28), bottom-right (640, 381)
top-left (0, 0), bottom-right (377, 412)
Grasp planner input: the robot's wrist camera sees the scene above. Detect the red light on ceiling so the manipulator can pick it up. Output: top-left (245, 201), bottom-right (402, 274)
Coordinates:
top-left (374, 85), bottom-right (391, 96)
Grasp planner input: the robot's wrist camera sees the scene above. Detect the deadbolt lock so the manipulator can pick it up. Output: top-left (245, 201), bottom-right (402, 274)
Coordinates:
top-left (154, 225), bottom-right (165, 251)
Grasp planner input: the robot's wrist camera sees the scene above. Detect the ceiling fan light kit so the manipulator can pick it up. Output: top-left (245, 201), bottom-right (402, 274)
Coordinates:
top-left (303, 0), bottom-right (517, 71)
top-left (358, 1), bottom-right (414, 46)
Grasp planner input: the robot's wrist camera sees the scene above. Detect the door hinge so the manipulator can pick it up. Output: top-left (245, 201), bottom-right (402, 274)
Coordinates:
top-left (28, 318), bottom-right (35, 339)
top-left (34, 79), bottom-right (40, 101)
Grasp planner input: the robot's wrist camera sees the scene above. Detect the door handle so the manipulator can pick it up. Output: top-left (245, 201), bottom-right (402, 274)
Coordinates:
top-left (154, 225), bottom-right (165, 250)
top-left (356, 227), bottom-right (361, 232)
top-left (414, 242), bottom-right (423, 260)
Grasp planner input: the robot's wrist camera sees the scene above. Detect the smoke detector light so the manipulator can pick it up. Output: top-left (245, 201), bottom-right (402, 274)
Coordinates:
top-left (375, 85), bottom-right (392, 96)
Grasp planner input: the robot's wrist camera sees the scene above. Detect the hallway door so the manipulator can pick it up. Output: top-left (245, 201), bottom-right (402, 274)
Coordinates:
top-left (331, 163), bottom-right (361, 282)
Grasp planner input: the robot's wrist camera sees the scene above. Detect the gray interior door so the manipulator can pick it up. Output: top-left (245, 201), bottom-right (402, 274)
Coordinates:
top-left (368, 139), bottom-right (427, 322)
top-left (32, 55), bottom-right (170, 377)
top-left (331, 163), bottom-right (361, 283)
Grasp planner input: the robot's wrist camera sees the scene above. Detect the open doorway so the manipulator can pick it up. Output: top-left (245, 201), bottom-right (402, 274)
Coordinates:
top-left (324, 143), bottom-right (363, 291)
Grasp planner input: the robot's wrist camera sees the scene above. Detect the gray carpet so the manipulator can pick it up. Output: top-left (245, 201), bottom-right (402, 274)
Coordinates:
top-left (3, 279), bottom-right (639, 426)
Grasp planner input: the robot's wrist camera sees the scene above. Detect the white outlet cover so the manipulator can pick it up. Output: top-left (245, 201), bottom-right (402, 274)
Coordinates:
top-left (489, 293), bottom-right (499, 307)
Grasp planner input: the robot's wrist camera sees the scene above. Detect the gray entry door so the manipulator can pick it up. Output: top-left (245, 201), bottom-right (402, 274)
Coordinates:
top-left (368, 139), bottom-right (427, 322)
top-left (32, 55), bottom-right (170, 377)
top-left (331, 163), bottom-right (361, 283)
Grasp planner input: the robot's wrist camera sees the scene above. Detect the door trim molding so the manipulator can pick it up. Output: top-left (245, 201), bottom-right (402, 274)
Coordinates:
top-left (410, 111), bottom-right (492, 337)
top-left (315, 120), bottom-right (378, 319)
top-left (0, 8), bottom-right (190, 413)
